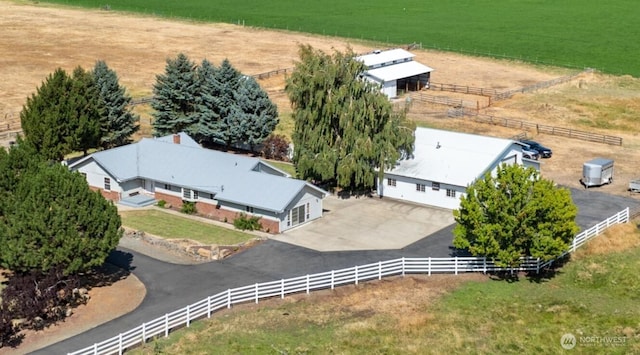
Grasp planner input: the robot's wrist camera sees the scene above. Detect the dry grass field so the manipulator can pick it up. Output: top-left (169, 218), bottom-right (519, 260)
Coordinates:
top-left (2, 1), bottom-right (640, 198)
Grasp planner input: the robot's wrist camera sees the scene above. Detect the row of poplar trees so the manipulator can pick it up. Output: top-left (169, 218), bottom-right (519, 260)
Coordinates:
top-left (151, 53), bottom-right (278, 150)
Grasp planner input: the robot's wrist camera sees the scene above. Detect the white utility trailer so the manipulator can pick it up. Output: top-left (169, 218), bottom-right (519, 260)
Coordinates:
top-left (629, 179), bottom-right (640, 193)
top-left (581, 158), bottom-right (614, 188)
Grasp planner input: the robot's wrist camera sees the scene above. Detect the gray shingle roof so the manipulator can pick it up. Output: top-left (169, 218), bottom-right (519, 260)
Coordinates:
top-left (70, 135), bottom-right (326, 213)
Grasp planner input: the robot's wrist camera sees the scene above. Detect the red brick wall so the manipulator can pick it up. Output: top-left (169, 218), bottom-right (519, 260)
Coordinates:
top-left (89, 186), bottom-right (120, 201)
top-left (154, 192), bottom-right (280, 233)
top-left (155, 192), bottom-right (183, 209)
top-left (195, 201), bottom-right (280, 233)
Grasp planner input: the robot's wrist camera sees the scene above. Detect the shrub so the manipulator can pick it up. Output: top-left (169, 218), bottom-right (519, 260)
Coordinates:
top-left (233, 213), bottom-right (262, 231)
top-left (156, 200), bottom-right (166, 208)
top-left (261, 134), bottom-right (290, 161)
top-left (181, 201), bottom-right (197, 215)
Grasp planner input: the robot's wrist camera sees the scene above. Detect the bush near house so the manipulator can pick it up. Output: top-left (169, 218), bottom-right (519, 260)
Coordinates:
top-left (233, 213), bottom-right (262, 231)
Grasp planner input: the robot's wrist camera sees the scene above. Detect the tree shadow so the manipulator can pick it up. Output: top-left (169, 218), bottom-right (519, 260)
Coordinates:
top-left (82, 250), bottom-right (135, 288)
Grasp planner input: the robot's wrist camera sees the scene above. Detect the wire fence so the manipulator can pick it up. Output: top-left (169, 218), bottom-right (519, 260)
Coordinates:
top-left (68, 207), bottom-right (629, 355)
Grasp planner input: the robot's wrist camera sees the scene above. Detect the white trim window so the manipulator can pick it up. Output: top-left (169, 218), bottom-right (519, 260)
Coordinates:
top-left (416, 183), bottom-right (426, 192)
top-left (246, 206), bottom-right (254, 213)
top-left (446, 189), bottom-right (456, 198)
top-left (104, 177), bottom-right (111, 191)
top-left (432, 182), bottom-right (440, 191)
top-left (388, 178), bottom-right (397, 187)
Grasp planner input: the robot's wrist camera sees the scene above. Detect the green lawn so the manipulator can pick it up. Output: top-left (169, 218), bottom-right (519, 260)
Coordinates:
top-left (265, 160), bottom-right (296, 177)
top-left (39, 0), bottom-right (640, 77)
top-left (132, 234), bottom-right (640, 354)
top-left (119, 209), bottom-right (255, 245)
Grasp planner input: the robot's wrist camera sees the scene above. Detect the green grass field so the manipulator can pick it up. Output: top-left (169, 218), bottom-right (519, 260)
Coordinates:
top-left (130, 229), bottom-right (640, 354)
top-left (120, 209), bottom-right (255, 245)
top-left (39, 0), bottom-right (640, 76)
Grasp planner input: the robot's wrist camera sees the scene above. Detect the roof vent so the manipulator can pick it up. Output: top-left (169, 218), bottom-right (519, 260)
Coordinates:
top-left (173, 134), bottom-right (181, 144)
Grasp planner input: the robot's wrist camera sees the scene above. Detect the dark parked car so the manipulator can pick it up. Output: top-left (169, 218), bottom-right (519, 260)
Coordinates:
top-left (520, 140), bottom-right (552, 158)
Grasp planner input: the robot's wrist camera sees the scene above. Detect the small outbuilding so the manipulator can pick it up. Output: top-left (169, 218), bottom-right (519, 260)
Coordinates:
top-left (356, 48), bottom-right (433, 99)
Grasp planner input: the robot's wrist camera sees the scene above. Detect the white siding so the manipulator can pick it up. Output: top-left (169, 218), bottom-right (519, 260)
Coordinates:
top-left (381, 80), bottom-right (397, 98)
top-left (279, 187), bottom-right (324, 232)
top-left (381, 175), bottom-right (464, 210)
top-left (74, 160), bottom-right (123, 193)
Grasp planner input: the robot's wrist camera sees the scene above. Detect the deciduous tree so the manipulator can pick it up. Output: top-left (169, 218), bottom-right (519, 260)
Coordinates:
top-left (453, 164), bottom-right (579, 267)
top-left (93, 60), bottom-right (139, 148)
top-left (285, 45), bottom-right (415, 190)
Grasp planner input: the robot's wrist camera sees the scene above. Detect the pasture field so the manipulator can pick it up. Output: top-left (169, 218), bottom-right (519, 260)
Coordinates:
top-left (40, 0), bottom-right (640, 76)
top-left (131, 224), bottom-right (640, 354)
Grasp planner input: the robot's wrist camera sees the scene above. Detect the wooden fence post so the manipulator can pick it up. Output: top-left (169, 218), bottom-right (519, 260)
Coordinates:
top-left (281, 279), bottom-right (285, 299)
top-left (402, 257), bottom-right (405, 276)
top-left (227, 289), bottom-right (231, 309)
top-left (119, 333), bottom-right (123, 355)
top-left (355, 265), bottom-right (359, 285)
top-left (186, 305), bottom-right (190, 327)
top-left (165, 314), bottom-right (169, 337)
top-left (378, 261), bottom-right (382, 280)
top-left (331, 271), bottom-right (335, 290)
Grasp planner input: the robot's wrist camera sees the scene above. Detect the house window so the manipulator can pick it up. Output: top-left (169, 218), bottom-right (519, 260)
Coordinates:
top-left (164, 184), bottom-right (171, 190)
top-left (416, 184), bottom-right (426, 192)
top-left (183, 188), bottom-right (191, 199)
top-left (387, 178), bottom-right (397, 187)
top-left (210, 193), bottom-right (215, 199)
top-left (446, 189), bottom-right (456, 198)
top-left (104, 177), bottom-right (111, 191)
top-left (290, 205), bottom-right (306, 226)
top-left (246, 206), bottom-right (254, 213)
top-left (193, 191), bottom-right (199, 200)
top-left (306, 203), bottom-right (310, 219)
top-left (432, 182), bottom-right (440, 191)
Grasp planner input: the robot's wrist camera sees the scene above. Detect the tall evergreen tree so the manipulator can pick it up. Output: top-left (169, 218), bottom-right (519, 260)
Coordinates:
top-left (67, 66), bottom-right (103, 156)
top-left (214, 59), bottom-right (244, 148)
top-left (20, 67), bottom-right (103, 160)
top-left (93, 60), bottom-right (139, 148)
top-left (191, 59), bottom-right (223, 143)
top-left (20, 69), bottom-right (75, 161)
top-left (151, 53), bottom-right (199, 136)
top-left (233, 76), bottom-right (279, 150)
top-left (285, 45), bottom-right (415, 190)
top-left (0, 144), bottom-right (122, 275)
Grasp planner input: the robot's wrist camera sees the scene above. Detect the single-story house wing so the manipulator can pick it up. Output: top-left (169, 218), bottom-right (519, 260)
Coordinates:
top-left (68, 133), bottom-right (327, 233)
top-left (378, 127), bottom-right (539, 209)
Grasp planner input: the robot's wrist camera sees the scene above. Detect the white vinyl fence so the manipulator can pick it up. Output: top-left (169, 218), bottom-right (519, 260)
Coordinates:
top-left (68, 207), bottom-right (629, 355)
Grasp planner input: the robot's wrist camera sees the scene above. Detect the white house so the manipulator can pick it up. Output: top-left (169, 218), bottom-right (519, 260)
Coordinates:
top-left (378, 127), bottom-right (539, 210)
top-left (356, 48), bottom-right (434, 99)
top-left (68, 133), bottom-right (327, 233)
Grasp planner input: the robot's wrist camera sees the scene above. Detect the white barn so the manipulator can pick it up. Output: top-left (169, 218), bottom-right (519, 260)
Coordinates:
top-left (378, 127), bottom-right (539, 210)
top-left (356, 48), bottom-right (434, 99)
top-left (68, 133), bottom-right (327, 233)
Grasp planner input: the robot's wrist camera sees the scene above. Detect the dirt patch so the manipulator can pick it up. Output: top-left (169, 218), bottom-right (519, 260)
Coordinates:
top-left (0, 264), bottom-right (145, 354)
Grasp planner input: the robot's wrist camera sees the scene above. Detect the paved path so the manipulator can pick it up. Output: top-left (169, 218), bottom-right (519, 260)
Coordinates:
top-left (34, 187), bottom-right (638, 354)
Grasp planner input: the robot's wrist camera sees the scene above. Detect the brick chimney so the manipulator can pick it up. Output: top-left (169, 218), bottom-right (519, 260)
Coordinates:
top-left (173, 134), bottom-right (180, 144)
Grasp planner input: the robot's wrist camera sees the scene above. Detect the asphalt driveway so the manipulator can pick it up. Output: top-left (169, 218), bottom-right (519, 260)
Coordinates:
top-left (35, 187), bottom-right (639, 354)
